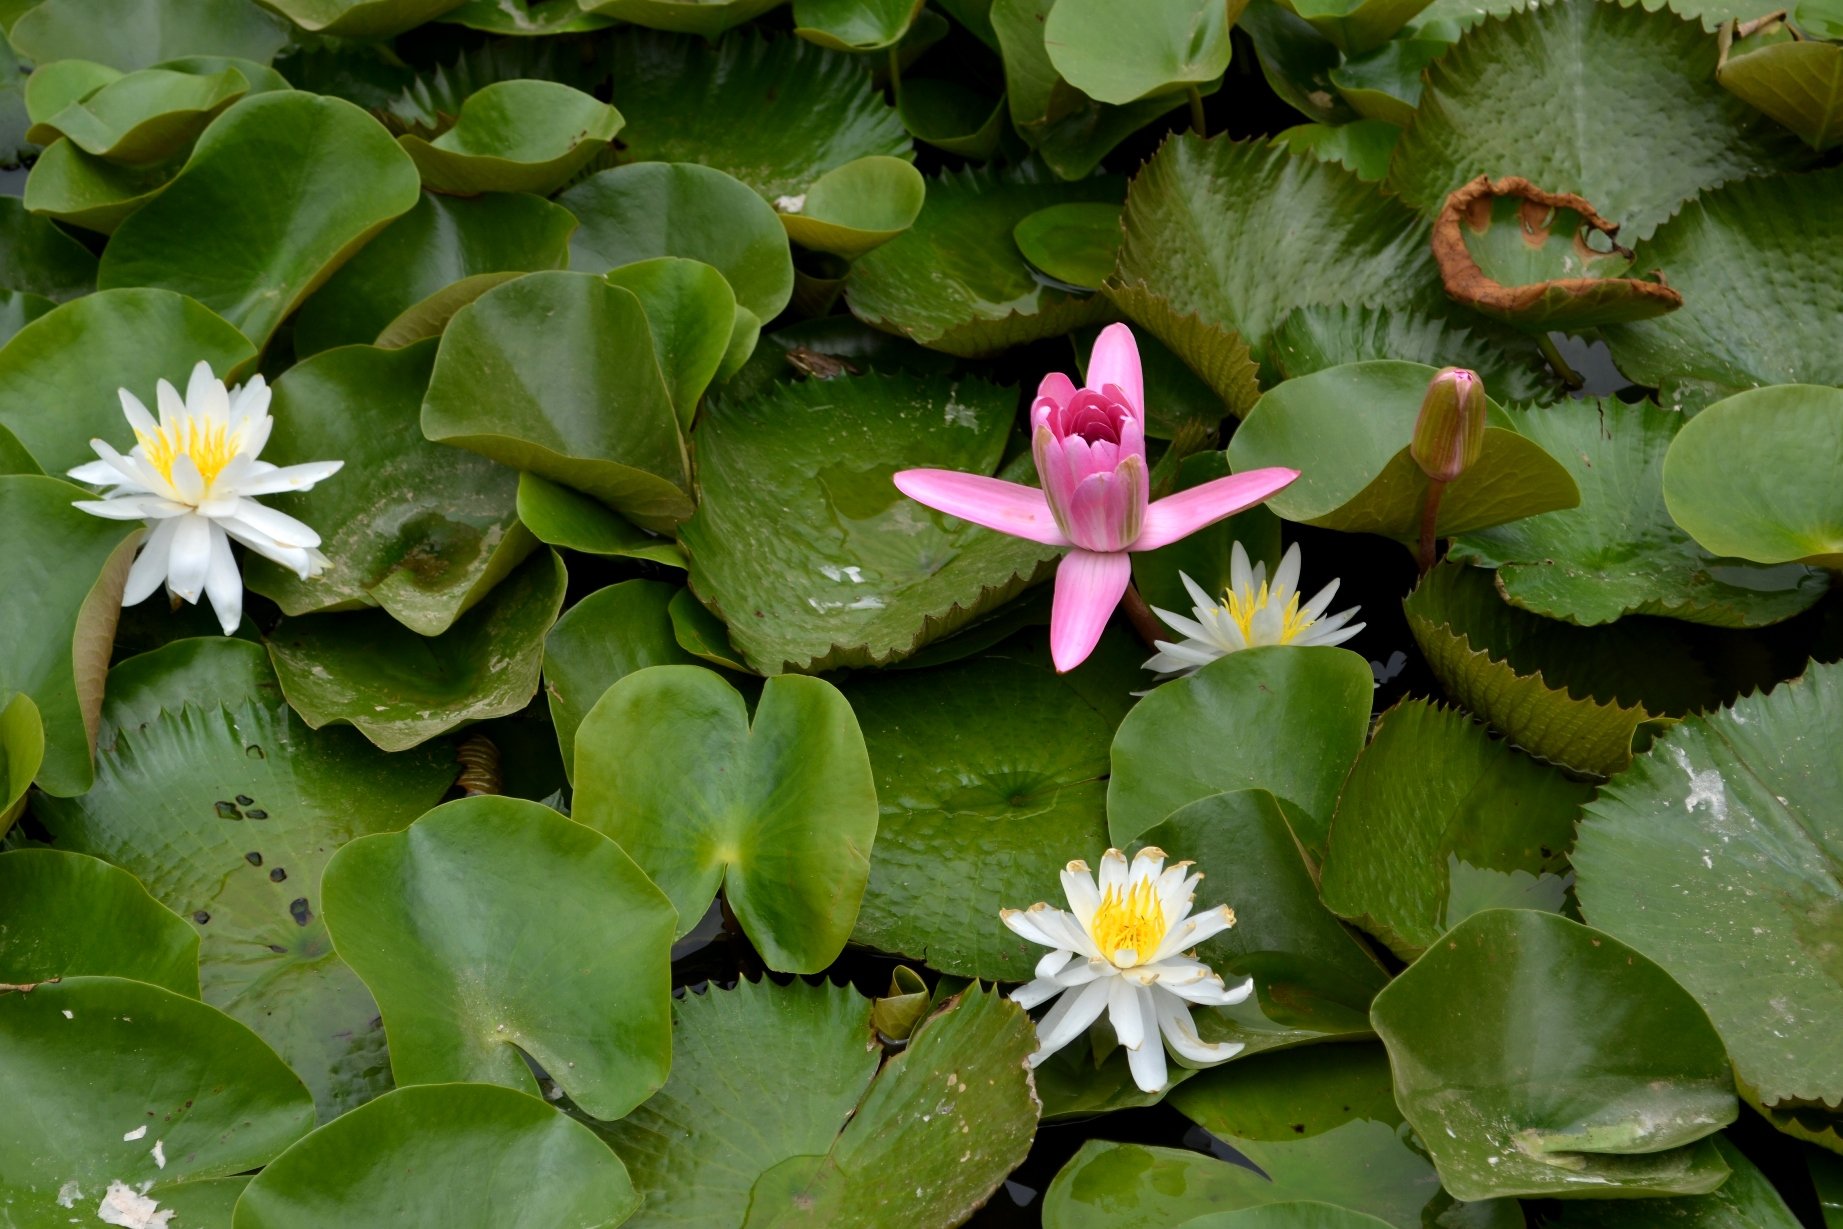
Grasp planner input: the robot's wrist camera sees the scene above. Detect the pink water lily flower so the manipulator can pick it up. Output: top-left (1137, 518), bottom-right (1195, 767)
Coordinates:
top-left (894, 324), bottom-right (1299, 672)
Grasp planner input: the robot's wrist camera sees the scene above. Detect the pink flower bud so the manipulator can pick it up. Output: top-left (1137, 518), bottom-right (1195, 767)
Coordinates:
top-left (1412, 367), bottom-right (1486, 484)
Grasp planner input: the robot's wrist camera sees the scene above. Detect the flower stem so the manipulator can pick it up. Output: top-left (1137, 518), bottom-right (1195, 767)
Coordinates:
top-left (1187, 86), bottom-right (1208, 136)
top-left (1417, 479), bottom-right (1447, 575)
top-left (1536, 332), bottom-right (1584, 390)
top-left (887, 46), bottom-right (903, 104)
top-left (1122, 582), bottom-right (1164, 649)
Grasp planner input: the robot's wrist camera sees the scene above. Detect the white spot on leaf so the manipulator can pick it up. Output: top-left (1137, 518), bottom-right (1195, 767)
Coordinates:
top-left (95, 1181), bottom-right (173, 1228)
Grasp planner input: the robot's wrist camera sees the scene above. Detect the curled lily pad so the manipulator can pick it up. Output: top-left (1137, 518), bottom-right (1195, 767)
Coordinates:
top-left (28, 65), bottom-right (248, 163)
top-left (23, 59), bottom-right (123, 127)
top-left (794, 0), bottom-right (924, 49)
top-left (1280, 0), bottom-right (1434, 53)
top-left (1042, 0), bottom-right (1234, 105)
top-left (23, 139), bottom-right (184, 234)
top-left (440, 0), bottom-right (618, 31)
top-left (1226, 360), bottom-right (1579, 541)
top-left (1370, 909), bottom-right (1737, 1200)
top-left (578, 0), bottom-right (785, 35)
top-left (898, 77), bottom-right (1007, 157)
top-left (399, 80), bottom-right (622, 196)
top-left (1718, 17), bottom-right (1843, 150)
top-left (517, 473), bottom-right (683, 568)
top-left (0, 847), bottom-right (199, 993)
top-left (1269, 119), bottom-right (1399, 182)
top-left (256, 0), bottom-right (468, 37)
top-left (0, 692), bottom-right (41, 832)
top-left (1013, 201), bottom-right (1123, 291)
top-left (7, 0), bottom-right (289, 72)
top-left (1329, 36), bottom-right (1446, 124)
top-left (605, 258), bottom-right (738, 426)
top-left (1433, 175), bottom-right (1683, 331)
top-left (777, 155), bottom-right (925, 259)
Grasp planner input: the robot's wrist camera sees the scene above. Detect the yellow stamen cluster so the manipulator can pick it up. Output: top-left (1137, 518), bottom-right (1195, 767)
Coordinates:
top-left (1091, 877), bottom-right (1166, 967)
top-left (136, 417), bottom-right (243, 486)
top-left (1222, 582), bottom-right (1317, 645)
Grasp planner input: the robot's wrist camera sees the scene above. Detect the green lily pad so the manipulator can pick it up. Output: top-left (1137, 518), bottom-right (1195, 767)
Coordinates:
top-left (0, 848), bottom-right (199, 994)
top-left (242, 341), bottom-right (533, 636)
top-left (23, 139), bottom-right (184, 234)
top-left (1111, 136), bottom-right (1439, 396)
top-left (260, 0), bottom-right (468, 35)
top-left (518, 473), bottom-right (684, 569)
top-left (992, 0), bottom-right (1191, 179)
top-left (99, 92), bottom-right (422, 351)
top-left (1267, 302), bottom-right (1554, 404)
top-left (0, 291), bottom-right (52, 355)
top-left (0, 476), bottom-right (138, 798)
top-left (1574, 657), bottom-right (1843, 1122)
top-left (0, 194), bottom-right (98, 301)
top-left (0, 287), bottom-right (255, 477)
top-left (1270, 120), bottom-right (1400, 182)
top-left (0, 976), bottom-right (314, 1226)
top-left (1110, 645), bottom-right (1375, 855)
top-left (322, 796), bottom-right (674, 1119)
top-left (1432, 175), bottom-right (1684, 331)
top-left (440, 0), bottom-right (618, 30)
top-left (293, 191), bottom-right (576, 357)
top-left (1601, 166), bottom-right (1843, 409)
top-left (1182, 1208), bottom-right (1398, 1229)
top-left (542, 580), bottom-right (700, 782)
top-left (8, 0), bottom-right (289, 72)
top-left (99, 636), bottom-right (281, 731)
top-left (574, 665), bottom-right (877, 973)
top-left (679, 372), bottom-right (1060, 673)
top-left (1228, 361), bottom-right (1578, 541)
top-left (1660, 384), bottom-right (1843, 568)
top-left (578, 0), bottom-right (784, 34)
top-left (1320, 698), bottom-right (1590, 960)
top-left (1329, 37), bottom-right (1446, 125)
top-left (1239, 0), bottom-right (1355, 124)
top-left (898, 77), bottom-right (1007, 157)
top-left (34, 642), bottom-right (459, 1118)
top-left (0, 691), bottom-right (41, 832)
top-left (29, 65), bottom-right (247, 164)
top-left (1370, 908), bottom-right (1737, 1200)
top-left (268, 550), bottom-right (566, 753)
top-left (421, 271), bottom-right (693, 532)
top-left (604, 257), bottom-right (739, 426)
top-left (235, 1083), bottom-right (639, 1229)
top-left (794, 0), bottom-right (922, 49)
top-left (842, 635), bottom-right (1136, 980)
top-left (1280, 0), bottom-right (1432, 53)
top-left (605, 30), bottom-right (909, 201)
top-left (399, 80), bottom-right (622, 197)
top-left (559, 162), bottom-right (794, 326)
top-left (777, 155), bottom-right (926, 259)
top-left (1451, 396), bottom-right (1830, 625)
top-left (1042, 0), bottom-right (1233, 104)
top-left (1013, 201), bottom-right (1123, 291)
top-left (1387, 0), bottom-right (1812, 243)
top-left (596, 979), bottom-right (1037, 1229)
top-left (846, 163), bottom-right (1122, 356)
top-left (1543, 1136), bottom-right (1803, 1227)
top-left (22, 58), bottom-right (123, 127)
top-left (668, 587), bottom-right (751, 671)
top-left (1719, 35), bottom-right (1843, 151)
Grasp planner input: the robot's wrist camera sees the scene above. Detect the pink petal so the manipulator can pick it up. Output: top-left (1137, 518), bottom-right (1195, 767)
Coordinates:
top-left (1133, 467), bottom-right (1299, 551)
top-left (1050, 549), bottom-right (1132, 672)
top-left (1037, 371), bottom-right (1076, 411)
top-left (1087, 323), bottom-right (1144, 416)
top-left (893, 469), bottom-right (1070, 547)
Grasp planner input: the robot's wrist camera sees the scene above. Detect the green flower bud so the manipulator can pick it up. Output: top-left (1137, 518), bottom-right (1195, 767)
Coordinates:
top-left (1411, 367), bottom-right (1486, 484)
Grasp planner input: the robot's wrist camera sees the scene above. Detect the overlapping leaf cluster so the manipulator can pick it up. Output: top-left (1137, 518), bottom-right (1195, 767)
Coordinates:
top-left (1, 0), bottom-right (1840, 1226)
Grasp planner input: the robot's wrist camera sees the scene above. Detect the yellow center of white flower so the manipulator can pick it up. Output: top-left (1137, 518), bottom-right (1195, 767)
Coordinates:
top-left (136, 417), bottom-right (245, 487)
top-left (1222, 581), bottom-right (1318, 645)
top-left (1090, 877), bottom-right (1166, 967)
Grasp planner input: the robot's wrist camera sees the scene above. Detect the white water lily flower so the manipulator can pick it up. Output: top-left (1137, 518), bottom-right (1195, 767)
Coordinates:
top-left (1002, 847), bottom-right (1252, 1093)
top-left (68, 360), bottom-right (341, 635)
top-left (1143, 542), bottom-right (1365, 677)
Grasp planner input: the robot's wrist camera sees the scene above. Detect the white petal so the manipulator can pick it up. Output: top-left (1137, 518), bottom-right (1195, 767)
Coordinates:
top-left (1154, 863), bottom-right (1199, 926)
top-left (155, 377), bottom-right (186, 428)
top-left (1011, 978), bottom-right (1067, 1011)
top-left (1163, 972), bottom-right (1255, 1006)
top-left (1060, 860), bottom-right (1101, 928)
top-left (122, 519), bottom-right (179, 605)
top-left (1128, 846), bottom-right (1165, 886)
top-left (1153, 986), bottom-right (1245, 1065)
top-left (1051, 957), bottom-right (1110, 989)
top-left (168, 454), bottom-right (205, 505)
top-left (231, 459), bottom-right (342, 496)
top-left (216, 517), bottom-right (314, 576)
top-left (237, 412), bottom-right (274, 461)
top-left (72, 498), bottom-right (172, 521)
top-left (202, 524), bottom-right (242, 634)
top-left (1036, 948), bottom-right (1075, 980)
top-left (68, 459), bottom-right (124, 485)
top-left (165, 514), bottom-right (213, 602)
top-left (1028, 976), bottom-right (1112, 1064)
top-left (118, 388), bottom-right (158, 437)
top-left (1228, 541), bottom-right (1253, 594)
top-left (1178, 570), bottom-right (1214, 611)
top-left (229, 376), bottom-right (271, 427)
top-left (1151, 905), bottom-right (1236, 963)
top-left (1096, 848), bottom-right (1129, 897)
top-left (224, 498), bottom-right (321, 549)
top-left (1271, 543), bottom-right (1302, 601)
top-left (1123, 987), bottom-right (1167, 1091)
top-left (1149, 606), bottom-right (1210, 643)
top-left (1298, 620), bottom-right (1366, 648)
top-left (187, 360), bottom-right (228, 422)
top-left (1300, 577), bottom-right (1342, 621)
top-left (1108, 976), bottom-right (1146, 1051)
top-left (87, 440), bottom-right (159, 494)
top-left (1147, 641), bottom-right (1223, 668)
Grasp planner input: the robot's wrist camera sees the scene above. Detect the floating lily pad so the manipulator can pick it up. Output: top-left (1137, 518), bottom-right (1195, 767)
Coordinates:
top-left (0, 848), bottom-right (199, 994)
top-left (1226, 360), bottom-right (1579, 541)
top-left (0, 477), bottom-right (138, 798)
top-left (577, 0), bottom-right (785, 34)
top-left (1281, 0), bottom-right (1432, 51)
top-left (1329, 37), bottom-right (1446, 124)
top-left (898, 77), bottom-right (1007, 157)
top-left (323, 796), bottom-right (674, 1119)
top-left (847, 163), bottom-right (1120, 355)
top-left (1388, 0), bottom-right (1812, 242)
top-left (1270, 119), bottom-right (1399, 182)
top-left (1370, 908), bottom-right (1737, 1200)
top-left (1574, 657), bottom-right (1843, 1123)
top-left (1601, 166), bottom-right (1843, 409)
top-left (7, 0), bottom-right (289, 72)
top-left (34, 645), bottom-right (458, 1118)
top-left (293, 191), bottom-right (576, 356)
top-left (604, 258), bottom-right (738, 427)
top-left (29, 65), bottom-right (247, 164)
top-left (440, 0), bottom-right (618, 30)
top-left (559, 162), bottom-right (794, 326)
top-left (99, 637), bottom-right (282, 732)
top-left (259, 0), bottom-right (468, 36)
top-left (1267, 302), bottom-right (1554, 403)
top-left (778, 155), bottom-right (926, 259)
top-left (268, 550), bottom-right (566, 753)
top-left (573, 665), bottom-right (878, 973)
top-left (0, 691), bottom-right (41, 832)
top-left (1433, 175), bottom-right (1683, 330)
top-left (1451, 396), bottom-right (1830, 625)
top-left (0, 976), bottom-right (314, 1226)
top-left (542, 580), bottom-right (700, 781)
top-left (1111, 135), bottom-right (1439, 401)
top-left (1719, 34), bottom-right (1843, 151)
top-left (667, 586), bottom-right (750, 671)
top-left (421, 271), bottom-right (693, 532)
top-left (1043, 0), bottom-right (1233, 104)
top-left (235, 1083), bottom-right (639, 1229)
top-left (794, 0), bottom-right (923, 48)
top-left (517, 473), bottom-right (684, 569)
top-left (243, 341), bottom-right (533, 636)
top-left (1110, 645), bottom-right (1375, 855)
top-left (399, 80), bottom-right (621, 196)
top-left (1542, 1136), bottom-right (1803, 1227)
top-left (22, 58), bottom-right (123, 127)
top-left (99, 92), bottom-right (422, 350)
top-left (23, 139), bottom-right (183, 234)
top-left (1321, 699), bottom-right (1590, 960)
top-left (596, 979), bottom-right (1038, 1229)
top-left (679, 372), bottom-right (1060, 673)
top-left (1238, 0), bottom-right (1354, 124)
top-left (1013, 201), bottom-right (1123, 290)
top-left (0, 194), bottom-right (98, 301)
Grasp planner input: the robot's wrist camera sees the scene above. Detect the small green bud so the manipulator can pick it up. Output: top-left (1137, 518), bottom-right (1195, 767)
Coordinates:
top-left (1411, 367), bottom-right (1486, 484)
